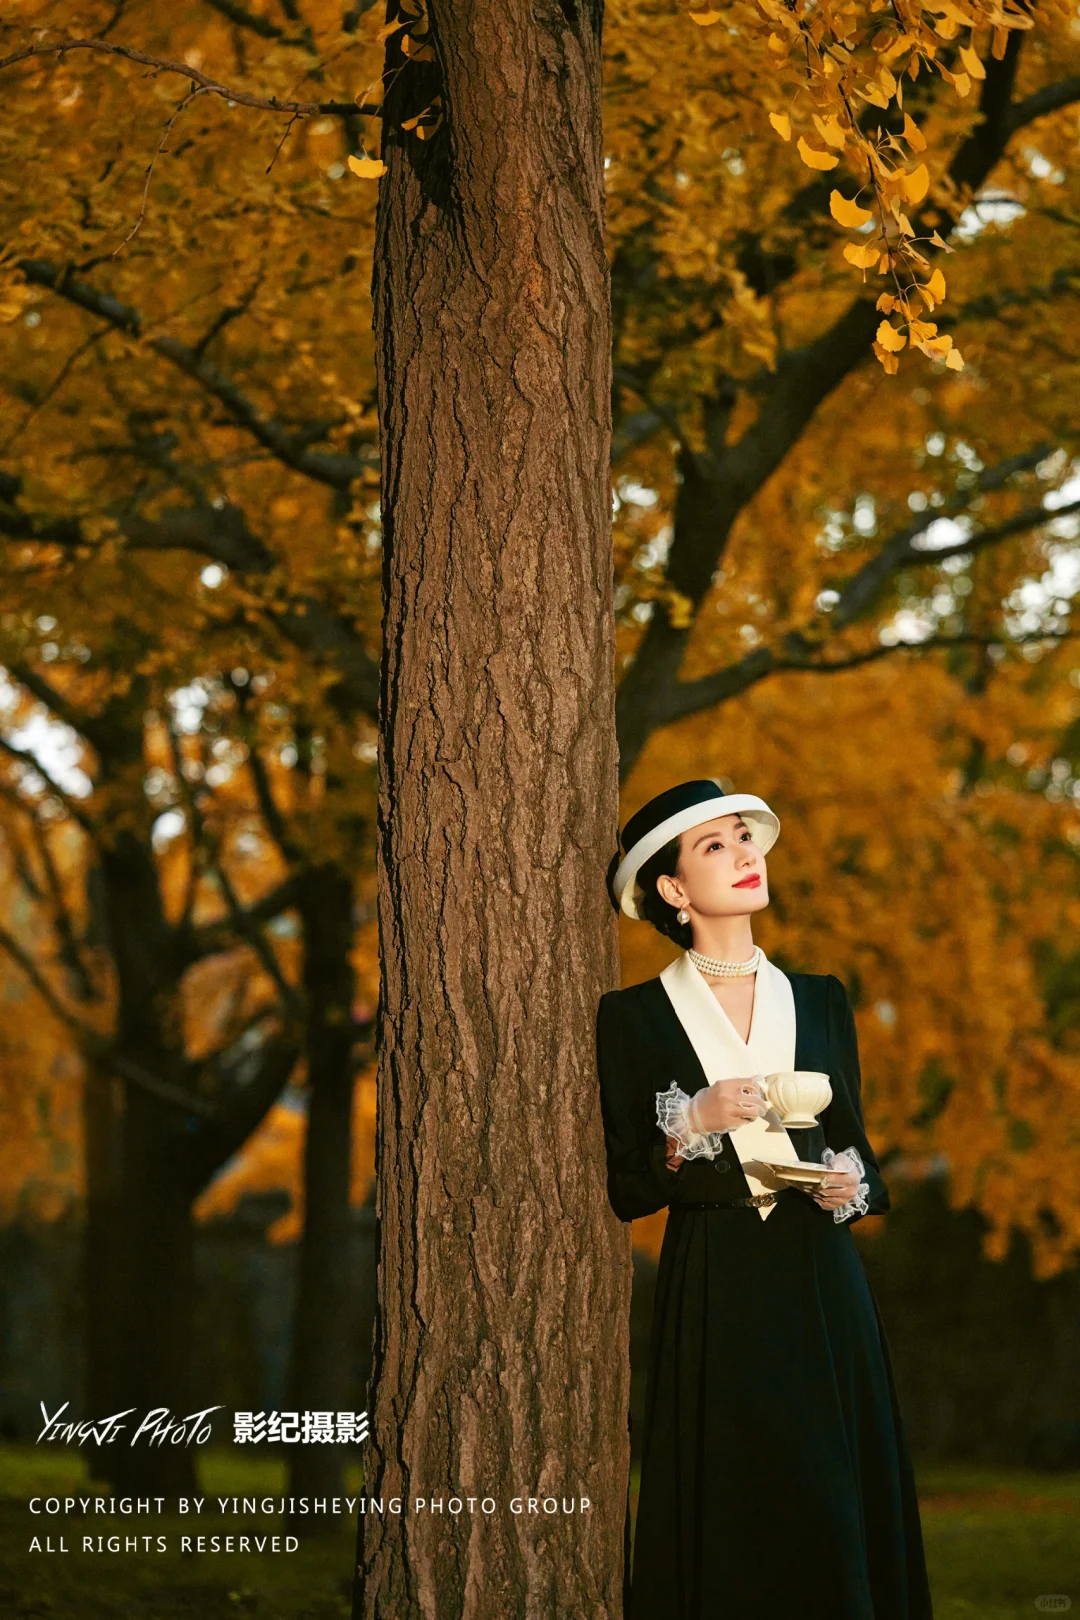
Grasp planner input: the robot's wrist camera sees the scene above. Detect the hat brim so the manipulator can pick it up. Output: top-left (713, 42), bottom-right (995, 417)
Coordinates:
top-left (613, 793), bottom-right (779, 920)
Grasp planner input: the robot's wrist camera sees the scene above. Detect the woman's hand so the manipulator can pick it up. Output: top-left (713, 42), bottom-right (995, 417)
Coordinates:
top-left (689, 1076), bottom-right (771, 1135)
top-left (811, 1154), bottom-right (859, 1211)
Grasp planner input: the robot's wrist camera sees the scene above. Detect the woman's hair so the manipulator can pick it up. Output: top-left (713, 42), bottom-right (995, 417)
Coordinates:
top-left (631, 835), bottom-right (694, 949)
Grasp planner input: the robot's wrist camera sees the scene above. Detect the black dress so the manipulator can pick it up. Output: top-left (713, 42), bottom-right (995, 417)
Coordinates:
top-left (597, 969), bottom-right (934, 1620)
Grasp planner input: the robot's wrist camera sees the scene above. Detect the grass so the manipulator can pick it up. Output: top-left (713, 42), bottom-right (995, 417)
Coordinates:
top-left (0, 1444), bottom-right (361, 1619)
top-left (1, 1445), bottom-right (1076, 1616)
top-left (916, 1464), bottom-right (1080, 1620)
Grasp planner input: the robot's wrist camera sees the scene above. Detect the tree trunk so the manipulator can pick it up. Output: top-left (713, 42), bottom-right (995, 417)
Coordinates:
top-left (109, 1082), bottom-right (201, 1497)
top-left (284, 863), bottom-right (360, 1536)
top-left (98, 832), bottom-right (201, 1496)
top-left (80, 1052), bottom-right (126, 1483)
top-left (354, 4), bottom-right (630, 1616)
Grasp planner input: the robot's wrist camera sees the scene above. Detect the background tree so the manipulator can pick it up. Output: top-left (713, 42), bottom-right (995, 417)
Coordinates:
top-left (0, 667), bottom-right (303, 1494)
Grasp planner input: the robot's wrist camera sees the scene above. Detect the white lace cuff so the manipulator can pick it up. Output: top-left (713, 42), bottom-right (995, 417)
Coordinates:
top-left (655, 1082), bottom-right (729, 1162)
top-left (822, 1146), bottom-right (870, 1223)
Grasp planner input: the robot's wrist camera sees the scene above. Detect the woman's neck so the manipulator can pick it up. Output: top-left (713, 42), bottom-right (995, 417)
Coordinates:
top-left (688, 916), bottom-right (756, 962)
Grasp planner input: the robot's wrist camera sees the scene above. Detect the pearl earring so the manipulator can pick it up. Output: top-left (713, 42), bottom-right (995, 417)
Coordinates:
top-left (677, 907), bottom-right (689, 925)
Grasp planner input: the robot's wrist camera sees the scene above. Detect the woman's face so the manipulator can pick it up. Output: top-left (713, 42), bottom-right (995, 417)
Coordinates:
top-left (654, 814), bottom-right (770, 921)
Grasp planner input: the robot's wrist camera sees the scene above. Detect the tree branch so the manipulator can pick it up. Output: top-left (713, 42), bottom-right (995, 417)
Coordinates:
top-left (828, 445), bottom-right (1056, 630)
top-left (16, 260), bottom-right (375, 490)
top-left (614, 38), bottom-right (1080, 779)
top-left (0, 736), bottom-right (96, 834)
top-left (658, 625), bottom-right (1080, 728)
top-left (1005, 75), bottom-right (1080, 136)
top-left (0, 923), bottom-right (102, 1047)
top-left (113, 1052), bottom-right (216, 1116)
top-left (187, 1028), bottom-right (301, 1192)
top-left (0, 496), bottom-right (380, 722)
top-left (183, 872), bottom-right (302, 962)
top-left (0, 37), bottom-right (380, 116)
top-left (620, 445), bottom-right (1075, 738)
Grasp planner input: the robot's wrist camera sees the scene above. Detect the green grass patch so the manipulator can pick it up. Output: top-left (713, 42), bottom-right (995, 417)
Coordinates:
top-left (1, 1445), bottom-right (1076, 1616)
top-left (0, 1444), bottom-right (362, 1619)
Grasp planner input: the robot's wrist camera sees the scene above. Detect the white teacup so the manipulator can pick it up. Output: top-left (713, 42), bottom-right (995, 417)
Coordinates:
top-left (761, 1070), bottom-right (832, 1128)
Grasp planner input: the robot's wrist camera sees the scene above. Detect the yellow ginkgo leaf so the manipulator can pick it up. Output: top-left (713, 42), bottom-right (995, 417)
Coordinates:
top-left (945, 348), bottom-right (965, 370)
top-left (877, 321), bottom-right (907, 352)
top-left (953, 71), bottom-right (971, 97)
top-left (876, 292), bottom-right (897, 313)
top-left (926, 268), bottom-right (946, 302)
top-left (348, 153), bottom-right (387, 179)
top-left (959, 44), bottom-right (986, 79)
top-left (844, 241), bottom-right (881, 269)
top-left (902, 114), bottom-right (926, 152)
top-left (873, 341), bottom-right (901, 375)
top-left (830, 190), bottom-right (873, 227)
top-left (930, 231), bottom-right (955, 253)
top-left (769, 112), bottom-right (792, 141)
top-left (689, 8), bottom-right (723, 22)
top-left (812, 113), bottom-right (846, 149)
top-left (798, 137), bottom-right (839, 170)
top-left (375, 17), bottom-right (407, 42)
top-left (900, 163), bottom-right (930, 204)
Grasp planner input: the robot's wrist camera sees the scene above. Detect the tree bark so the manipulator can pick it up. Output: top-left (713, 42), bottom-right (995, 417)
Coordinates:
top-left (354, 3), bottom-right (631, 1616)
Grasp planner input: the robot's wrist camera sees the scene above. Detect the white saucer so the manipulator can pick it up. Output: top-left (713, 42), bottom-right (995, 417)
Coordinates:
top-left (756, 1158), bottom-right (834, 1186)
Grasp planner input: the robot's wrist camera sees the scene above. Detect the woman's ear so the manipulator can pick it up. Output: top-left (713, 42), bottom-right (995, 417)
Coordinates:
top-left (655, 873), bottom-right (684, 910)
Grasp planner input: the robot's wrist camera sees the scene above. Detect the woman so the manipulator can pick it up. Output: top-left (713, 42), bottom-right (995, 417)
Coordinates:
top-left (597, 779), bottom-right (934, 1620)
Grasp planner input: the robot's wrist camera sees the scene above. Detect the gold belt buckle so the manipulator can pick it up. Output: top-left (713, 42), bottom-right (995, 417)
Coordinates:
top-left (748, 1191), bottom-right (778, 1207)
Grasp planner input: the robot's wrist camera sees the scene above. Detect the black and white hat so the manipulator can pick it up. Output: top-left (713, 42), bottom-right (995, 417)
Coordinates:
top-left (611, 779), bottom-right (780, 920)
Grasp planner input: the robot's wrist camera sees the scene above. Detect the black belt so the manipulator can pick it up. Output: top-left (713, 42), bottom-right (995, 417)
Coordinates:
top-left (674, 1189), bottom-right (784, 1211)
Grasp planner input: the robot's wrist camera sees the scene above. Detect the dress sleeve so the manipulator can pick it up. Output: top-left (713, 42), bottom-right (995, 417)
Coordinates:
top-left (822, 976), bottom-right (890, 1224)
top-left (596, 991), bottom-right (686, 1223)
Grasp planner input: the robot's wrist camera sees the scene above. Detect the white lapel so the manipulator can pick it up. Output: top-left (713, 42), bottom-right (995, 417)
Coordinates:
top-left (658, 949), bottom-right (801, 1222)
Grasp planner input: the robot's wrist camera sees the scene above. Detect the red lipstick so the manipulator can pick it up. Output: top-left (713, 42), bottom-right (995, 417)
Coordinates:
top-left (733, 874), bottom-right (762, 889)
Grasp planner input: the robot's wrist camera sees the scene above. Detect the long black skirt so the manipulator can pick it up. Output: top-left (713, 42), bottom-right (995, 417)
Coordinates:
top-left (630, 1187), bottom-right (934, 1620)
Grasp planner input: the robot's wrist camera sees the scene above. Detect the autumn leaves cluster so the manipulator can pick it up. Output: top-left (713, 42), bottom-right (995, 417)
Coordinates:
top-left (690, 0), bottom-right (1033, 370)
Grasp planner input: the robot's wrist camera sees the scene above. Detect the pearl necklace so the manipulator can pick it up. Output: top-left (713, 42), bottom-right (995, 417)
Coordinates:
top-left (688, 944), bottom-right (762, 979)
